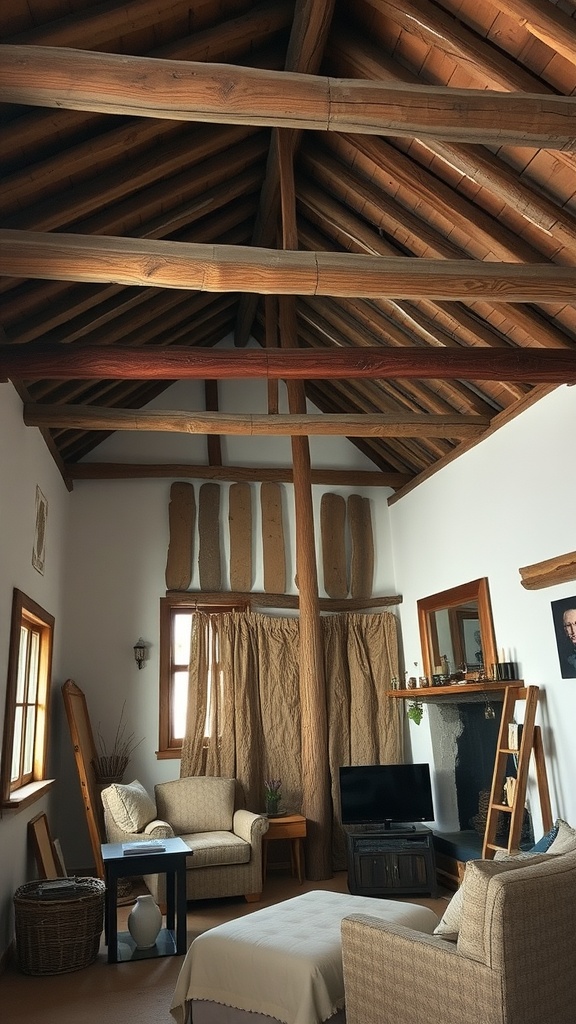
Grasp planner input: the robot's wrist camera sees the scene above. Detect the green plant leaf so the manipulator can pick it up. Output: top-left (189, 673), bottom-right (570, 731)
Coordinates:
top-left (407, 701), bottom-right (424, 725)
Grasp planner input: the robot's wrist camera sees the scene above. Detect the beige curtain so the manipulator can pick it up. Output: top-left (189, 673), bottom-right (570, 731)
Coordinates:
top-left (180, 612), bottom-right (302, 813)
top-left (180, 609), bottom-right (403, 869)
top-left (323, 612), bottom-right (404, 868)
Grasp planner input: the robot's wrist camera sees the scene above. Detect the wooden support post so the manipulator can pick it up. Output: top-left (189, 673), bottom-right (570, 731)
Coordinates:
top-left (278, 128), bottom-right (332, 880)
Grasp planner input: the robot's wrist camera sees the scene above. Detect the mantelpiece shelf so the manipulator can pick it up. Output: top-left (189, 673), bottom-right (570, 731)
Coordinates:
top-left (387, 681), bottom-right (524, 702)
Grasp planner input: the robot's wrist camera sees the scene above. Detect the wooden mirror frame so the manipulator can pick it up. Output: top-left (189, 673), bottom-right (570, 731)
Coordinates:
top-left (417, 578), bottom-right (497, 682)
top-left (28, 812), bottom-right (61, 879)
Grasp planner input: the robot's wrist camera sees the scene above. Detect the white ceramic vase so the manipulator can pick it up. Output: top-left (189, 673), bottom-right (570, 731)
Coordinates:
top-left (127, 894), bottom-right (162, 950)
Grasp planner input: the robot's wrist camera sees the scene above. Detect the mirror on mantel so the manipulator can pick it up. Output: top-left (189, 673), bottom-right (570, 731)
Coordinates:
top-left (417, 578), bottom-right (498, 683)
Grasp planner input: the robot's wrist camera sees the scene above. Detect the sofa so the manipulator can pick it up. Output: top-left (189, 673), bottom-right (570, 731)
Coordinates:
top-left (101, 776), bottom-right (269, 905)
top-left (341, 819), bottom-right (576, 1024)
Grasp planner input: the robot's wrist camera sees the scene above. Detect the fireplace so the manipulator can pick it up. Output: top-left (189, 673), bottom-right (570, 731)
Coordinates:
top-left (428, 695), bottom-right (533, 879)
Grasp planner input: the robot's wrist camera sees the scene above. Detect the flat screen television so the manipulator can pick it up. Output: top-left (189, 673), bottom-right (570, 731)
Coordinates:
top-left (339, 763), bottom-right (434, 829)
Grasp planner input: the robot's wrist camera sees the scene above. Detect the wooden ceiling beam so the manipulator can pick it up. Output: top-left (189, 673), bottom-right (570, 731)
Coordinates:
top-left (9, 0), bottom-right (198, 48)
top-left (2, 3), bottom-right (292, 168)
top-left (296, 184), bottom-right (568, 369)
top-left (303, 377), bottom-right (433, 474)
top-left (22, 405), bottom-right (490, 438)
top-left (2, 124), bottom-right (259, 231)
top-left (296, 300), bottom-right (507, 415)
top-left (298, 148), bottom-right (576, 353)
top-left (363, 0), bottom-right (556, 94)
top-left (4, 344), bottom-right (576, 383)
top-left (2, 230), bottom-right (575, 301)
top-left (296, 346), bottom-right (456, 462)
top-left (1, 46), bottom-right (575, 149)
top-left (328, 31), bottom-right (576, 257)
top-left (234, 0), bottom-right (336, 347)
top-left (65, 462), bottom-right (410, 488)
top-left (340, 134), bottom-right (547, 266)
top-left (2, 209), bottom-right (255, 343)
top-left (480, 0), bottom-right (576, 70)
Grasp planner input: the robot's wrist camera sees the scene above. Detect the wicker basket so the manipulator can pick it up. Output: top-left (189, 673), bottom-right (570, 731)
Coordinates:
top-left (14, 877), bottom-right (106, 975)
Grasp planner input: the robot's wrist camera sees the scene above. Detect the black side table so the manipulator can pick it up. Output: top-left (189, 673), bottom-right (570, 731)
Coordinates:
top-left (101, 836), bottom-right (189, 963)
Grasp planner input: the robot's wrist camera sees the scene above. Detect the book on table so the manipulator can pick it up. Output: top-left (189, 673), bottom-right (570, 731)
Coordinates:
top-left (121, 839), bottom-right (166, 855)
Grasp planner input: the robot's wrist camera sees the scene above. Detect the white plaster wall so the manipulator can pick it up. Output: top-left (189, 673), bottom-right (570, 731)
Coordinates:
top-left (0, 383), bottom-right (70, 952)
top-left (390, 385), bottom-right (576, 837)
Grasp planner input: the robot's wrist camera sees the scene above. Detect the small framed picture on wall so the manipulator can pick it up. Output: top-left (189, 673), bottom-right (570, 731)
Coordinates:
top-left (551, 596), bottom-right (576, 679)
top-left (32, 485), bottom-right (48, 575)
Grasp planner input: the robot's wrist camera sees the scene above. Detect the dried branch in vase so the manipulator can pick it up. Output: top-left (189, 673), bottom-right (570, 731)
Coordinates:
top-left (92, 702), bottom-right (143, 783)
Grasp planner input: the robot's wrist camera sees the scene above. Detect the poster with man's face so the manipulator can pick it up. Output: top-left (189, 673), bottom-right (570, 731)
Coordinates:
top-left (551, 597), bottom-right (576, 679)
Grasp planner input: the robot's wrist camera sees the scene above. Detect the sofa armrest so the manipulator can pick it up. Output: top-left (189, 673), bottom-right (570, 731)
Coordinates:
top-left (102, 808), bottom-right (174, 845)
top-left (232, 809), bottom-right (269, 844)
top-left (143, 819), bottom-right (175, 838)
top-left (341, 914), bottom-right (503, 1024)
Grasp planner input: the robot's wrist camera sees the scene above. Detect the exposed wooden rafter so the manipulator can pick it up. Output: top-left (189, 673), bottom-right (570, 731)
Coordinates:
top-left (3, 345), bottom-right (576, 382)
top-left (1, 46), bottom-right (576, 148)
top-left (65, 463), bottom-right (410, 487)
top-left (519, 551), bottom-right (576, 591)
top-left (1, 231), bottom-right (575, 300)
top-left (22, 405), bottom-right (490, 437)
top-left (1, 0), bottom-right (575, 488)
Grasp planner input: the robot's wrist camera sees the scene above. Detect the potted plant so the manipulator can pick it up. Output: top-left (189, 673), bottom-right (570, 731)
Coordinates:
top-left (264, 778), bottom-right (282, 816)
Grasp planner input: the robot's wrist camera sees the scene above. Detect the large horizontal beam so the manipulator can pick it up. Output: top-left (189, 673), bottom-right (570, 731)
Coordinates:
top-left (165, 589), bottom-right (402, 610)
top-left (4, 344), bottom-right (576, 382)
top-left (24, 405), bottom-right (490, 437)
top-left (1, 231), bottom-right (575, 301)
top-left (65, 462), bottom-right (409, 487)
top-left (1, 46), bottom-right (575, 148)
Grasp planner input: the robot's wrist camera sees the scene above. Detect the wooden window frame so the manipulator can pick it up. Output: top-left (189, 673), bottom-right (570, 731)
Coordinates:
top-left (158, 594), bottom-right (245, 759)
top-left (1, 589), bottom-right (55, 808)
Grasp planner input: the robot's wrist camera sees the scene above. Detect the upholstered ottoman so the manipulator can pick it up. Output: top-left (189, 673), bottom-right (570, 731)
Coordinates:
top-left (170, 889), bottom-right (439, 1024)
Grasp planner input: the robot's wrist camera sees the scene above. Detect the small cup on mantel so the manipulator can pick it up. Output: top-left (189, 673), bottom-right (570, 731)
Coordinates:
top-left (494, 662), bottom-right (517, 681)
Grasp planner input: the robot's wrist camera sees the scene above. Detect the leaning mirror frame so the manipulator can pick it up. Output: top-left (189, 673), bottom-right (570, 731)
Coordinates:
top-left (417, 577), bottom-right (497, 684)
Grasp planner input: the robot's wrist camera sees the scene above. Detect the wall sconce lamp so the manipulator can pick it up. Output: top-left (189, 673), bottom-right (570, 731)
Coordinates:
top-left (133, 637), bottom-right (147, 669)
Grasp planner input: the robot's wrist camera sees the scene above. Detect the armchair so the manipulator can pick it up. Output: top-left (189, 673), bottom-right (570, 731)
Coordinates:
top-left (342, 846), bottom-right (576, 1024)
top-left (101, 776), bottom-right (268, 905)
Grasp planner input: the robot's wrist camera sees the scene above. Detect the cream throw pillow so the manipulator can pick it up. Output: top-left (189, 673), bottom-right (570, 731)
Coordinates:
top-left (105, 779), bottom-right (156, 832)
top-left (433, 885), bottom-right (464, 941)
top-left (547, 818), bottom-right (576, 855)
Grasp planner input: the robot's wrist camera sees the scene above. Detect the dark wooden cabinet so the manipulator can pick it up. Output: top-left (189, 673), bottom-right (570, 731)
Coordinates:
top-left (346, 826), bottom-right (438, 897)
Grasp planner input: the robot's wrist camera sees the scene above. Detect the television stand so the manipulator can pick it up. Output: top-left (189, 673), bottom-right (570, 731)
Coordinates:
top-left (346, 825), bottom-right (438, 898)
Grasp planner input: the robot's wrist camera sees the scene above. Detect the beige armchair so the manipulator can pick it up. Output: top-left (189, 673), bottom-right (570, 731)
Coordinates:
top-left (341, 846), bottom-right (576, 1024)
top-left (101, 776), bottom-right (268, 905)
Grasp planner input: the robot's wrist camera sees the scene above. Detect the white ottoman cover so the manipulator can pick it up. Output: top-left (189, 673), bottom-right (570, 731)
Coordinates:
top-left (170, 889), bottom-right (439, 1024)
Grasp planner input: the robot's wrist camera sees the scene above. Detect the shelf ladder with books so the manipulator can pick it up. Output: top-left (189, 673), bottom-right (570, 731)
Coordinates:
top-left (482, 684), bottom-right (553, 858)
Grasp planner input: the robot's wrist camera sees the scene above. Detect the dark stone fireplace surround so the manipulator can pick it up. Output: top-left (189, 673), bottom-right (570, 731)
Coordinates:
top-left (429, 696), bottom-right (533, 861)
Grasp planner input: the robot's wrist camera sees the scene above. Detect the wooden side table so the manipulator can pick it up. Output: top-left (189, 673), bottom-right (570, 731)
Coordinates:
top-left (262, 813), bottom-right (307, 884)
top-left (101, 836), bottom-right (189, 963)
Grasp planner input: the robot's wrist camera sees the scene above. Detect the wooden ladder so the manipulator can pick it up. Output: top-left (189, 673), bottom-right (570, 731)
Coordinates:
top-left (482, 684), bottom-right (553, 859)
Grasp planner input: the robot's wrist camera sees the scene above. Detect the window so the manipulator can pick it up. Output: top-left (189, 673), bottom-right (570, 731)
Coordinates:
top-left (1, 589), bottom-right (54, 807)
top-left (158, 595), bottom-right (244, 758)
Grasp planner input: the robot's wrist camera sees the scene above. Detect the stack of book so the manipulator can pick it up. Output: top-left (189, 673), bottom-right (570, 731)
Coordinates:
top-left (121, 839), bottom-right (166, 856)
top-left (36, 878), bottom-right (85, 899)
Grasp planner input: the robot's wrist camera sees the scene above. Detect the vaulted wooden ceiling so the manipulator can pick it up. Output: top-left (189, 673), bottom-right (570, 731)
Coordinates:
top-left (1, 0), bottom-right (575, 494)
